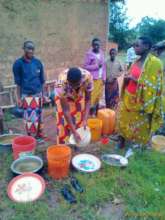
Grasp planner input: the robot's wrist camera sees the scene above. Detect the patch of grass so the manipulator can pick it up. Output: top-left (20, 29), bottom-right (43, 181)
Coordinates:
top-left (0, 146), bottom-right (165, 220)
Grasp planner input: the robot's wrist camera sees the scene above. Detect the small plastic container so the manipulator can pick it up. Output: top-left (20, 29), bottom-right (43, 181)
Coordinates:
top-left (12, 136), bottom-right (36, 160)
top-left (47, 145), bottom-right (71, 179)
top-left (87, 118), bottom-right (102, 142)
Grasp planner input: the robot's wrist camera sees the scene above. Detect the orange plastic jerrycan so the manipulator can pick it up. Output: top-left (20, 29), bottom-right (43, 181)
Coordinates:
top-left (87, 118), bottom-right (102, 142)
top-left (97, 108), bottom-right (116, 135)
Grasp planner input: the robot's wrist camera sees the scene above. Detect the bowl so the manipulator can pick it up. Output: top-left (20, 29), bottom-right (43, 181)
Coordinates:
top-left (0, 134), bottom-right (22, 152)
top-left (69, 127), bottom-right (91, 147)
top-left (101, 154), bottom-right (128, 167)
top-left (11, 156), bottom-right (44, 175)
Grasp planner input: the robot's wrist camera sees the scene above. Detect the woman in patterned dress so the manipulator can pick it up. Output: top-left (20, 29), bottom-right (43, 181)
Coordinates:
top-left (117, 37), bottom-right (164, 148)
top-left (55, 67), bottom-right (93, 144)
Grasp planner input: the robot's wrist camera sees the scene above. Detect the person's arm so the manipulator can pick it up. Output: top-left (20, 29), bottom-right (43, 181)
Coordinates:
top-left (39, 61), bottom-right (46, 99)
top-left (60, 97), bottom-right (81, 142)
top-left (102, 56), bottom-right (106, 82)
top-left (13, 61), bottom-right (22, 106)
top-left (117, 62), bottom-right (124, 78)
top-left (16, 86), bottom-right (22, 106)
top-left (83, 53), bottom-right (99, 71)
top-left (40, 62), bottom-right (45, 85)
top-left (124, 74), bottom-right (137, 83)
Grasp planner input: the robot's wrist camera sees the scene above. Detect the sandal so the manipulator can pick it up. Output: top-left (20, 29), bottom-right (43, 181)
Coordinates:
top-left (70, 176), bottom-right (84, 193)
top-left (61, 185), bottom-right (77, 204)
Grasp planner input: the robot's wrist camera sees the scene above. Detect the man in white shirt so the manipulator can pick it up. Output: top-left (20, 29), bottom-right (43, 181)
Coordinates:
top-left (126, 45), bottom-right (137, 69)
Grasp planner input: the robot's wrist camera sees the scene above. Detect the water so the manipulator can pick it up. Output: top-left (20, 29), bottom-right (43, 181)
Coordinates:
top-left (15, 161), bottom-right (40, 173)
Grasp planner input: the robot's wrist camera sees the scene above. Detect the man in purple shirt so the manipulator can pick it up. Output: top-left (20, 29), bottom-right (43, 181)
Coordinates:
top-left (84, 38), bottom-right (106, 114)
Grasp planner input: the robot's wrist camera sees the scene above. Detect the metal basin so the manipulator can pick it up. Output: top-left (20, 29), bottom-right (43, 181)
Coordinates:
top-left (11, 156), bottom-right (44, 175)
top-left (0, 134), bottom-right (22, 152)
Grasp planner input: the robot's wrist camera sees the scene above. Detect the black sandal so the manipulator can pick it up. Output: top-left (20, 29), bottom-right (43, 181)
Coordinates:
top-left (61, 185), bottom-right (77, 204)
top-left (70, 176), bottom-right (84, 193)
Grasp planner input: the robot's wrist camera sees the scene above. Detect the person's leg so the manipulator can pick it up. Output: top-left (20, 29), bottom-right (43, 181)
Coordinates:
top-left (23, 95), bottom-right (40, 137)
top-left (105, 81), bottom-right (111, 108)
top-left (95, 103), bottom-right (99, 115)
top-left (55, 96), bottom-right (70, 144)
top-left (90, 79), bottom-right (103, 115)
top-left (90, 80), bottom-right (97, 116)
top-left (37, 107), bottom-right (44, 138)
top-left (112, 80), bottom-right (119, 110)
top-left (117, 135), bottom-right (125, 148)
top-left (90, 106), bottom-right (96, 116)
top-left (36, 96), bottom-right (48, 142)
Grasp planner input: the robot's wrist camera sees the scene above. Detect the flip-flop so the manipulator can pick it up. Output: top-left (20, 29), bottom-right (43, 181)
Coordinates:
top-left (61, 185), bottom-right (77, 204)
top-left (70, 177), bottom-right (84, 193)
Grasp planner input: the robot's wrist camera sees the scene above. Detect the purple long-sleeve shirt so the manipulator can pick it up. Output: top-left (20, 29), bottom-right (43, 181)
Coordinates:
top-left (83, 49), bottom-right (106, 81)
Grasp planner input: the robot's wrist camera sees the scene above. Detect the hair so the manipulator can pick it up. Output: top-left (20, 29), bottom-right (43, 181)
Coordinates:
top-left (138, 36), bottom-right (152, 50)
top-left (23, 40), bottom-right (35, 49)
top-left (92, 37), bottom-right (101, 45)
top-left (109, 48), bottom-right (117, 54)
top-left (67, 67), bottom-right (82, 83)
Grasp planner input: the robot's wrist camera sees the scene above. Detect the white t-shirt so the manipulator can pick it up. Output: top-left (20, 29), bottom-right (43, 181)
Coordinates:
top-left (126, 47), bottom-right (137, 64)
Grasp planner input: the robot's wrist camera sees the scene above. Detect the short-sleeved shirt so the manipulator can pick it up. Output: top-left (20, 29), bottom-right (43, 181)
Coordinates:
top-left (13, 57), bottom-right (45, 95)
top-left (55, 68), bottom-right (93, 101)
top-left (106, 59), bottom-right (123, 79)
top-left (126, 47), bottom-right (137, 64)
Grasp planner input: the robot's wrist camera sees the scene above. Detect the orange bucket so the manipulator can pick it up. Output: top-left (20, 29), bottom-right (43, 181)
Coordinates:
top-left (47, 145), bottom-right (71, 179)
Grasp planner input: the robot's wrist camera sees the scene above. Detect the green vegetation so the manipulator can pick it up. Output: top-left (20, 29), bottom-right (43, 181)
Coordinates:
top-left (109, 1), bottom-right (136, 49)
top-left (137, 17), bottom-right (165, 44)
top-left (0, 144), bottom-right (165, 220)
top-left (109, 0), bottom-right (165, 49)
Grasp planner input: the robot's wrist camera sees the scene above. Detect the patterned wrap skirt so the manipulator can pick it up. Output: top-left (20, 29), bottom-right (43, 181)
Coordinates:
top-left (91, 79), bottom-right (103, 107)
top-left (55, 95), bottom-right (85, 144)
top-left (22, 93), bottom-right (43, 137)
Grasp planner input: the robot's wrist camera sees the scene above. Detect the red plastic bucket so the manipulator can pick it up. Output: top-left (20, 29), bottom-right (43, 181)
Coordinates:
top-left (12, 136), bottom-right (36, 160)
